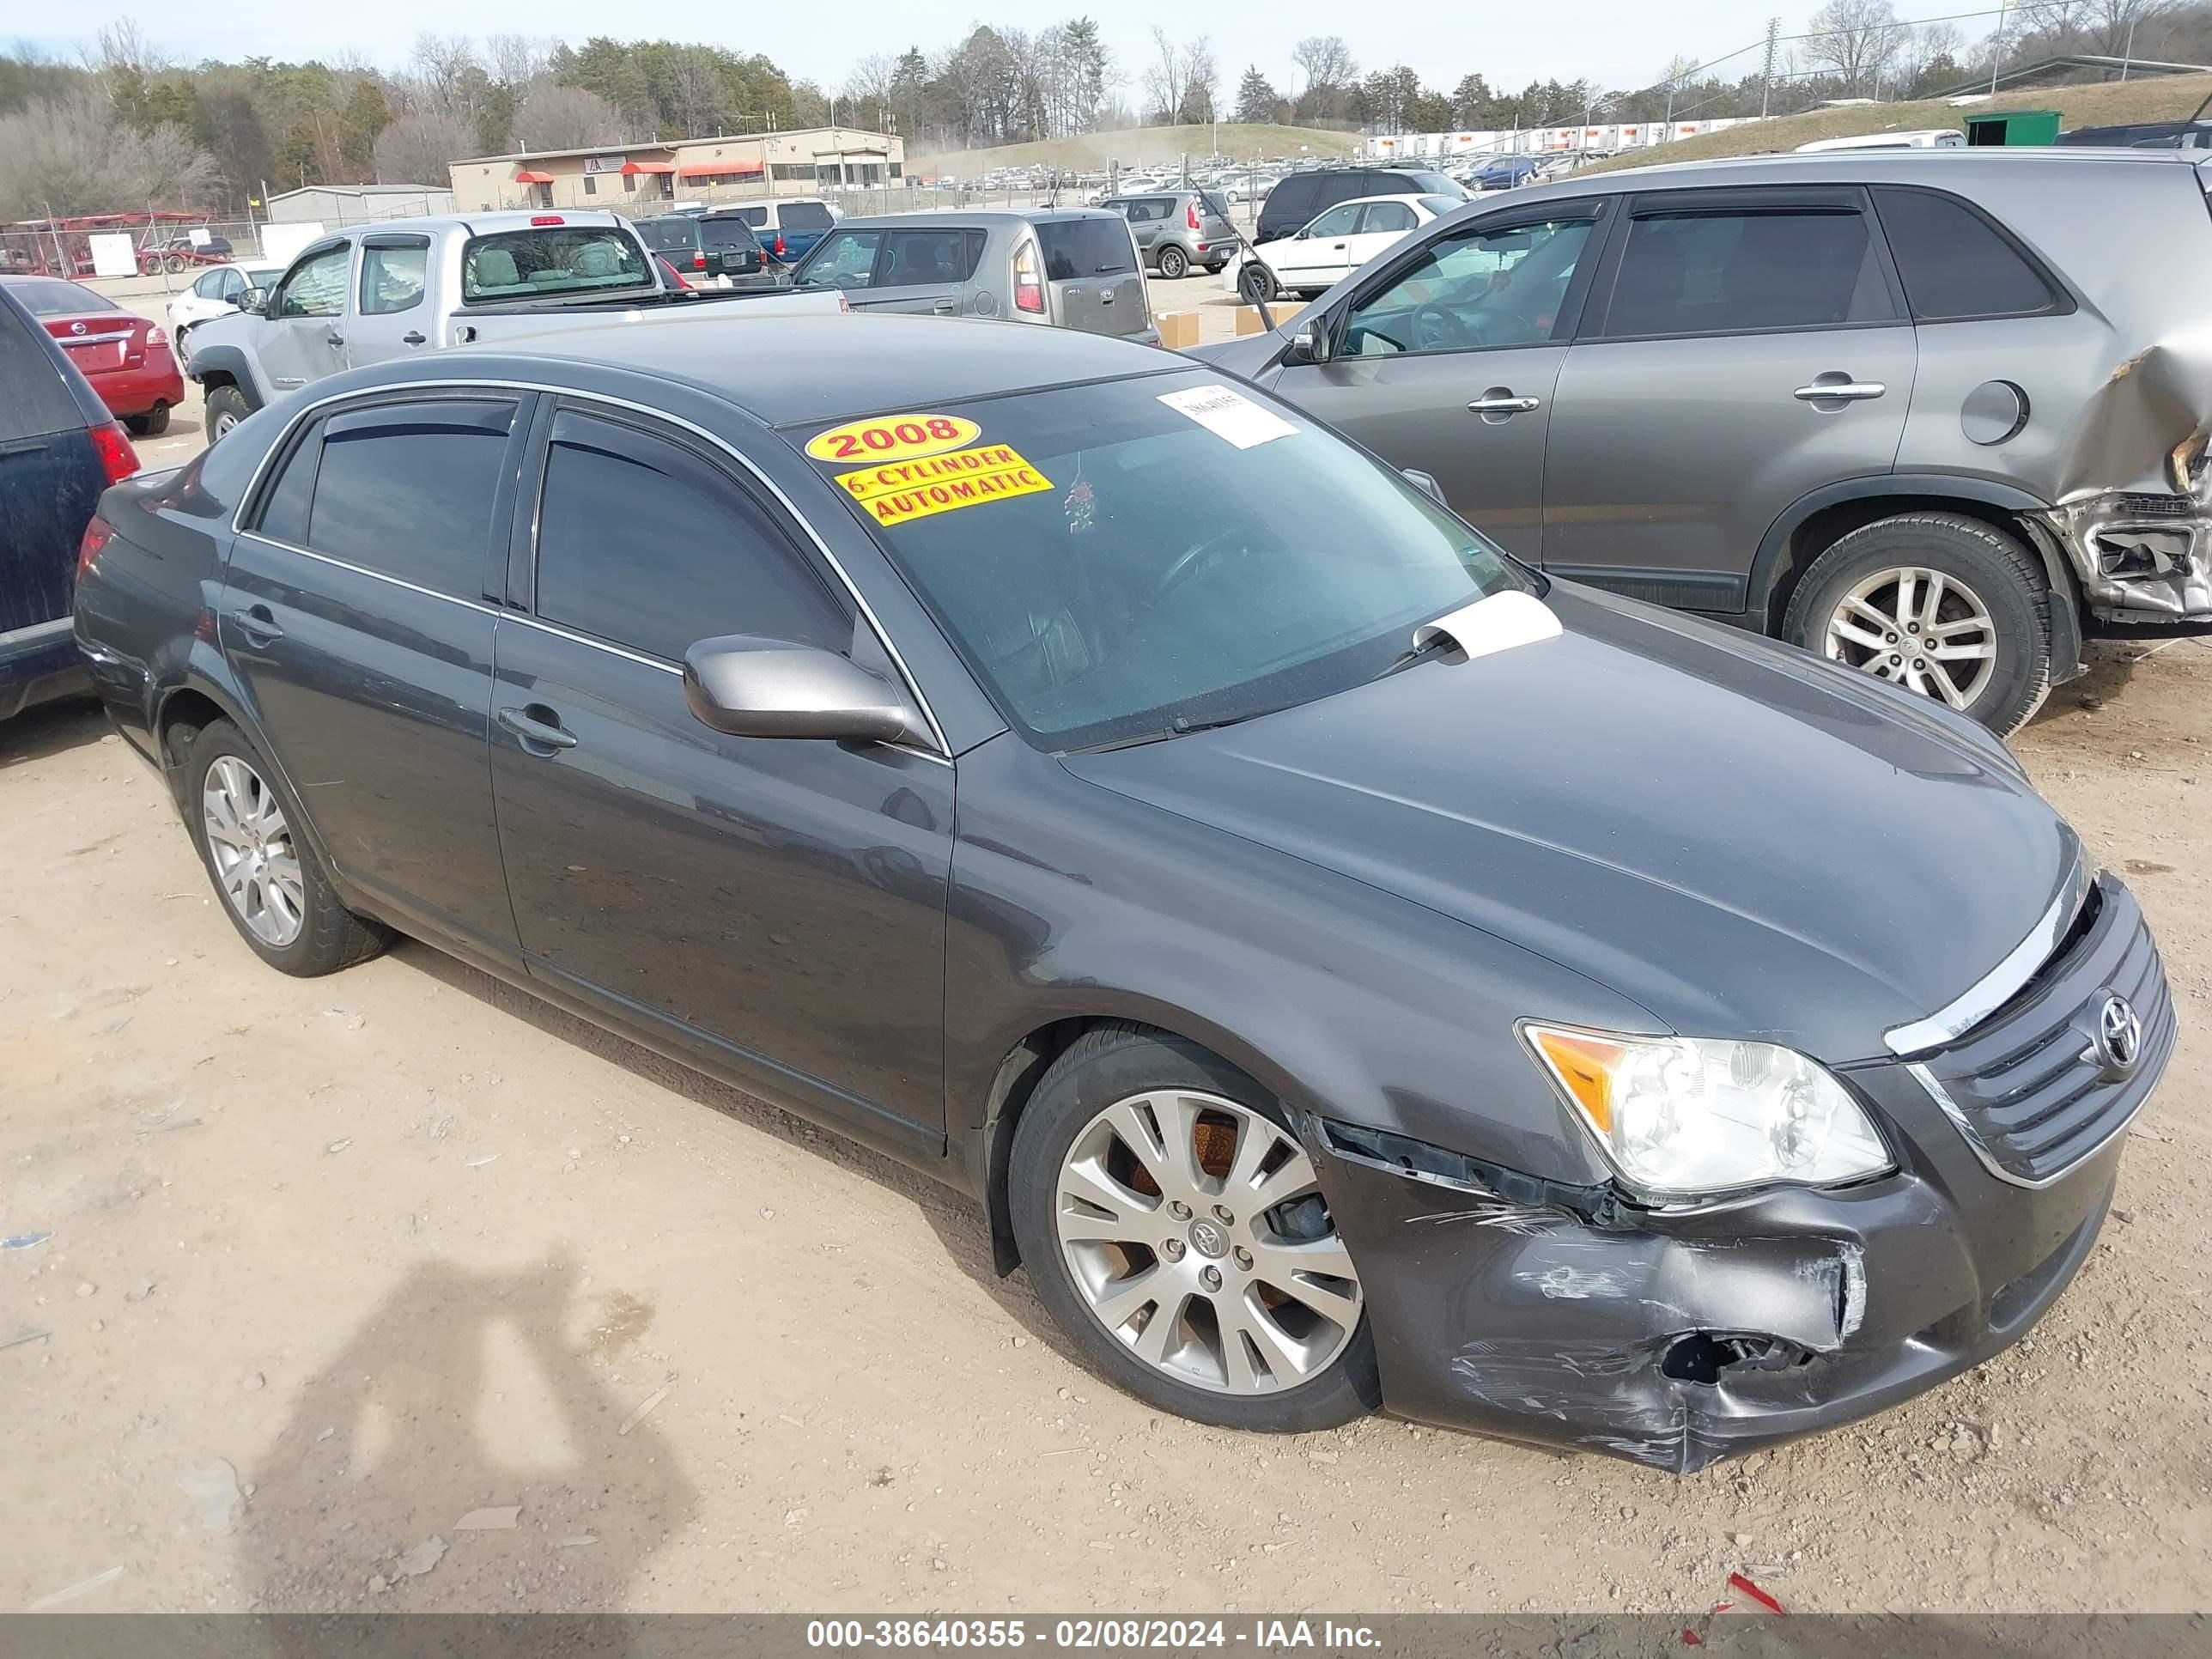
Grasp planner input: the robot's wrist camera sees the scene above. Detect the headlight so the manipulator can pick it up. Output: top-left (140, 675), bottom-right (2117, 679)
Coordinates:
top-left (1522, 1024), bottom-right (1893, 1200)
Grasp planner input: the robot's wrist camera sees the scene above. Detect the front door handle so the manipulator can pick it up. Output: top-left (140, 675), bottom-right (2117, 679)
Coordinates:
top-left (1793, 379), bottom-right (1886, 403)
top-left (229, 605), bottom-right (283, 643)
top-left (497, 705), bottom-right (578, 752)
top-left (1468, 393), bottom-right (1541, 415)
top-left (401, 331), bottom-right (427, 345)
top-left (324, 331), bottom-right (345, 348)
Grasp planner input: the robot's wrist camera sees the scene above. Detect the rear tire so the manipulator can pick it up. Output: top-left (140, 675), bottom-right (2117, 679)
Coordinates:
top-left (1782, 512), bottom-right (2051, 736)
top-left (184, 720), bottom-right (392, 977)
top-left (1157, 245), bottom-right (1189, 280)
top-left (127, 405), bottom-right (169, 437)
top-left (1238, 261), bottom-right (1277, 304)
top-left (1008, 1024), bottom-right (1381, 1433)
top-left (204, 386), bottom-right (252, 443)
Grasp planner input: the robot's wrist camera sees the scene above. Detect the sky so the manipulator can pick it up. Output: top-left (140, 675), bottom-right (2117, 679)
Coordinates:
top-left (0, 1), bottom-right (1803, 109)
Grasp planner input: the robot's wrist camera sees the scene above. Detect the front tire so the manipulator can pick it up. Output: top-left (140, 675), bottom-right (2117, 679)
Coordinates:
top-left (1157, 244), bottom-right (1190, 280)
top-left (204, 385), bottom-right (252, 443)
top-left (1009, 1024), bottom-right (1380, 1433)
top-left (185, 720), bottom-right (391, 976)
top-left (1783, 512), bottom-right (2052, 735)
top-left (1238, 261), bottom-right (1278, 304)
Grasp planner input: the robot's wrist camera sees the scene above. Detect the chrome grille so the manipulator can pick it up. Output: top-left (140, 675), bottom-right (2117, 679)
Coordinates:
top-left (1912, 876), bottom-right (2174, 1187)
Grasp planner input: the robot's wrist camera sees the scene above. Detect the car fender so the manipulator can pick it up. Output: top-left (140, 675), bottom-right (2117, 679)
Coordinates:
top-left (150, 654), bottom-right (343, 883)
top-left (184, 340), bottom-right (268, 409)
top-left (1747, 472), bottom-right (2059, 616)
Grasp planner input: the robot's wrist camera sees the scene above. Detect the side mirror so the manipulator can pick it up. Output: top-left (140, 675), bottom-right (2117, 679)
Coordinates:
top-left (1291, 317), bottom-right (1334, 367)
top-left (234, 288), bottom-right (268, 316)
top-left (683, 635), bottom-right (933, 749)
top-left (1401, 468), bottom-right (1447, 506)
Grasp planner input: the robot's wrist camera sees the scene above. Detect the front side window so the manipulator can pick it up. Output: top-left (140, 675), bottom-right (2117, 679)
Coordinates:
top-left (796, 230), bottom-right (883, 289)
top-left (1598, 207), bottom-right (1895, 338)
top-left (813, 374), bottom-right (1527, 750)
top-left (274, 246), bottom-right (350, 318)
top-left (359, 243), bottom-right (428, 315)
top-left (1344, 212), bottom-right (1596, 356)
top-left (881, 228), bottom-right (978, 285)
top-left (534, 410), bottom-right (849, 662)
top-left (1304, 204), bottom-right (1364, 239)
top-left (458, 228), bottom-right (649, 301)
top-left (302, 399), bottom-right (515, 599)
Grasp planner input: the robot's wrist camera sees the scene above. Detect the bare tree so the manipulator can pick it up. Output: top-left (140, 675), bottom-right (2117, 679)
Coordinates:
top-left (89, 16), bottom-right (165, 76)
top-left (484, 33), bottom-right (550, 88)
top-left (408, 33), bottom-right (485, 118)
top-left (668, 47), bottom-right (729, 137)
top-left (1142, 27), bottom-right (1186, 125)
top-left (0, 88), bottom-right (217, 219)
top-left (510, 83), bottom-right (624, 150)
top-left (1805, 0), bottom-right (1905, 94)
top-left (2087, 0), bottom-right (2171, 55)
top-left (1291, 35), bottom-right (1356, 94)
top-left (844, 52), bottom-right (897, 130)
top-left (1179, 35), bottom-right (1218, 124)
top-left (373, 107), bottom-right (477, 185)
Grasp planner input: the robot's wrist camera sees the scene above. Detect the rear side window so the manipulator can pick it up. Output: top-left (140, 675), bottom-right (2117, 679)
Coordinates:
top-left (459, 228), bottom-right (650, 301)
top-left (301, 399), bottom-right (515, 599)
top-left (0, 292), bottom-right (83, 441)
top-left (1871, 186), bottom-right (2063, 320)
top-left (533, 409), bottom-right (849, 662)
top-left (735, 206), bottom-right (768, 228)
top-left (636, 219), bottom-right (697, 252)
top-left (781, 202), bottom-right (835, 230)
top-left (1363, 201), bottom-right (1419, 234)
top-left (359, 243), bottom-right (428, 315)
top-left (1039, 219), bottom-right (1137, 278)
top-left (1598, 208), bottom-right (1897, 337)
top-left (1407, 172), bottom-right (1462, 198)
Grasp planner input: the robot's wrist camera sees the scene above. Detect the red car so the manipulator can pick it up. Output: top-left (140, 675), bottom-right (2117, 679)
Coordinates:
top-left (0, 276), bottom-right (184, 435)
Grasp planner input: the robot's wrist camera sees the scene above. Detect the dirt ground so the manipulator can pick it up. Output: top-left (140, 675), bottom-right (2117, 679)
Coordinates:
top-left (4, 628), bottom-right (2209, 1617)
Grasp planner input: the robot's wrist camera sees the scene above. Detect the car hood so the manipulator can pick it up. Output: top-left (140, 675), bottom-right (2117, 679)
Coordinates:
top-left (1060, 583), bottom-right (2077, 1062)
top-left (1180, 334), bottom-right (1285, 376)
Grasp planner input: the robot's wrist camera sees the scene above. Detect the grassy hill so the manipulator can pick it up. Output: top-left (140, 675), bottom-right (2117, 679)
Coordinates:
top-left (1589, 73), bottom-right (2212, 173)
top-left (910, 124), bottom-right (1363, 177)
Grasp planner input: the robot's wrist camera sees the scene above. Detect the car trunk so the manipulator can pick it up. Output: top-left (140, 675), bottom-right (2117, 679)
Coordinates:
top-left (1036, 219), bottom-right (1151, 340)
top-left (42, 311), bottom-right (143, 381)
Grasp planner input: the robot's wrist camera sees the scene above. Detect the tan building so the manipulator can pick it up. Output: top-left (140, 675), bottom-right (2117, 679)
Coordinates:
top-left (449, 127), bottom-right (905, 214)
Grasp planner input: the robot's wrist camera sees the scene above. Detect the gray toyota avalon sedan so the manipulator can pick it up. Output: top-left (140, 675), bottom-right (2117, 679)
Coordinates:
top-left (73, 314), bottom-right (2173, 1472)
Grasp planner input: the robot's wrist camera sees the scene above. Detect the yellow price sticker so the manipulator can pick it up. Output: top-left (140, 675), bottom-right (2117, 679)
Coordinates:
top-left (836, 443), bottom-right (1054, 526)
top-left (805, 413), bottom-right (981, 465)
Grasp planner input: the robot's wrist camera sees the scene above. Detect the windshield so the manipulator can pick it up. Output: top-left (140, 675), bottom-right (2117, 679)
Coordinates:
top-left (808, 374), bottom-right (1526, 750)
top-left (10, 278), bottom-right (113, 315)
top-left (459, 227), bottom-right (652, 302)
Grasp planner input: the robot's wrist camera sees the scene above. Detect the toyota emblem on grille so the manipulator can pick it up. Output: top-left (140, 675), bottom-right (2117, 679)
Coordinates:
top-left (2089, 993), bottom-right (2142, 1079)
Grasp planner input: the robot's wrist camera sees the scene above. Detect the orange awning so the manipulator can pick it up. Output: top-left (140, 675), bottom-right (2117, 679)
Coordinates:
top-left (621, 161), bottom-right (675, 175)
top-left (678, 161), bottom-right (763, 179)
top-left (514, 169), bottom-right (554, 184)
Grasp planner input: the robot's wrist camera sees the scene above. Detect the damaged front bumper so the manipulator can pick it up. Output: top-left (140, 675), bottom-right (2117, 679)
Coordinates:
top-left (1310, 1074), bottom-right (2121, 1474)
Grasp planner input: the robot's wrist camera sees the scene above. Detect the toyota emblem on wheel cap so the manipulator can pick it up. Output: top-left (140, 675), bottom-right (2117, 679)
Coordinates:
top-left (2089, 993), bottom-right (2142, 1079)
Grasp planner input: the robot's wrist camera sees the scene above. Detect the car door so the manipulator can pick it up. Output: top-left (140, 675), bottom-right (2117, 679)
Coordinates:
top-left (488, 402), bottom-right (953, 1150)
top-left (1541, 185), bottom-right (1915, 610)
top-left (343, 234), bottom-right (432, 368)
top-left (793, 228), bottom-right (882, 297)
top-left (1265, 199), bottom-right (1609, 562)
top-left (855, 227), bottom-right (978, 315)
top-left (1273, 202), bottom-right (1364, 289)
top-left (219, 392), bottom-right (526, 959)
top-left (255, 240), bottom-right (353, 392)
top-left (1350, 199), bottom-right (1422, 275)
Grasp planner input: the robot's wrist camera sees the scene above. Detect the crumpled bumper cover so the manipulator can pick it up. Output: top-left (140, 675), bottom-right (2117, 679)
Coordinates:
top-left (2040, 496), bottom-right (2212, 622)
top-left (1310, 1070), bottom-right (2121, 1474)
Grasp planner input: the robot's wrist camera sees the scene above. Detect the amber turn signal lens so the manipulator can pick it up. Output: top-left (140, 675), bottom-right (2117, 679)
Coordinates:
top-left (1526, 1026), bottom-right (1629, 1133)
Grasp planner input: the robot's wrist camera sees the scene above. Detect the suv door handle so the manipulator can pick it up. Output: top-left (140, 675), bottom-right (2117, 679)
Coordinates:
top-left (1468, 393), bottom-right (1541, 415)
top-left (497, 705), bottom-right (578, 752)
top-left (229, 605), bottom-right (283, 644)
top-left (401, 331), bottom-right (426, 345)
top-left (1793, 380), bottom-right (1885, 403)
top-left (932, 297), bottom-right (958, 313)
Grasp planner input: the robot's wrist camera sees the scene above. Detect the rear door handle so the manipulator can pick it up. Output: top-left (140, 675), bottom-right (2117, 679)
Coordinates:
top-left (933, 297), bottom-right (958, 313)
top-left (497, 705), bottom-right (578, 752)
top-left (229, 605), bottom-right (283, 643)
top-left (1793, 380), bottom-right (1886, 402)
top-left (401, 331), bottom-right (426, 345)
top-left (1468, 394), bottom-right (1541, 415)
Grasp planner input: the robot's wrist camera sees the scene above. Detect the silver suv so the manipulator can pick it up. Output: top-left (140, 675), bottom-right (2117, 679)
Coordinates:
top-left (1098, 188), bottom-right (1240, 278)
top-left (1195, 149), bottom-right (2212, 733)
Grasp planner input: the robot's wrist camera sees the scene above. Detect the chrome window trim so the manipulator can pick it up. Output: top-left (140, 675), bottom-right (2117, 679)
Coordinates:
top-left (227, 376), bottom-right (952, 758)
top-left (1906, 1060), bottom-right (2150, 1190)
top-left (1882, 853), bottom-right (2091, 1057)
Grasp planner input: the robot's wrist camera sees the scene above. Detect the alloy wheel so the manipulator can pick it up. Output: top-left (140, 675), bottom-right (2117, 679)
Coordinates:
top-left (203, 755), bottom-right (306, 948)
top-left (1821, 565), bottom-right (1997, 710)
top-left (1053, 1089), bottom-right (1362, 1395)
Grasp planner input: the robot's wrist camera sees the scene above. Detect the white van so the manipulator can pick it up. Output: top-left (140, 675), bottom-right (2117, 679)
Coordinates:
top-left (1795, 129), bottom-right (1965, 152)
top-left (718, 198), bottom-right (842, 263)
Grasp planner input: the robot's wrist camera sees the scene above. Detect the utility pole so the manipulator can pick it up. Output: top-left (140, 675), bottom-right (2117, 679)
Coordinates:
top-left (1761, 16), bottom-right (1781, 118)
top-left (1990, 0), bottom-right (2013, 95)
top-left (2122, 9), bottom-right (2139, 80)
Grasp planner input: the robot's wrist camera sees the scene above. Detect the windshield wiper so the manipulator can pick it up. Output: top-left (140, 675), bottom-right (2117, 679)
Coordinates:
top-left (1370, 630), bottom-right (1456, 682)
top-left (1066, 707), bottom-right (1290, 754)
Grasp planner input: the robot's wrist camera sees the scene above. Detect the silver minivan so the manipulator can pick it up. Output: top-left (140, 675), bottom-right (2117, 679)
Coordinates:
top-left (788, 209), bottom-right (1157, 344)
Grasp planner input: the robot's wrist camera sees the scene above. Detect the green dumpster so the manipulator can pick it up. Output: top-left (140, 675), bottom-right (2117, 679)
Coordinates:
top-left (1964, 109), bottom-right (2062, 146)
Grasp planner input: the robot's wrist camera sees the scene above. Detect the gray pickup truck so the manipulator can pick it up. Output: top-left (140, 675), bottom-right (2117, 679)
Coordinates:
top-left (184, 210), bottom-right (842, 441)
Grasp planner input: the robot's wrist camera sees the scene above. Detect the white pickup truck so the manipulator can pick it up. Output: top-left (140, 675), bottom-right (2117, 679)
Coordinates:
top-left (183, 210), bottom-right (844, 441)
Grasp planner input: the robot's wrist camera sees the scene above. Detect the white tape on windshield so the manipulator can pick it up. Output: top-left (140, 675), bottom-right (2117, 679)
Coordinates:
top-left (1157, 383), bottom-right (1298, 450)
top-left (1412, 590), bottom-right (1563, 662)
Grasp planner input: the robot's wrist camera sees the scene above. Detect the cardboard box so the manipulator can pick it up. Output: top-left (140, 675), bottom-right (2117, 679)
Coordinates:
top-left (1156, 310), bottom-right (1200, 350)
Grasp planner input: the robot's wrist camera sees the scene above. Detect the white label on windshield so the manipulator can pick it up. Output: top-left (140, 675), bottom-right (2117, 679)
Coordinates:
top-left (1157, 384), bottom-right (1298, 450)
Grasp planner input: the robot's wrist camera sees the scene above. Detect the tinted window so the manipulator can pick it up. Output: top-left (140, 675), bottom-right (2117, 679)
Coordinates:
top-left (699, 218), bottom-right (763, 252)
top-left (1872, 186), bottom-right (2062, 320)
top-left (1129, 197), bottom-right (1175, 223)
top-left (1406, 171), bottom-right (1463, 198)
top-left (1264, 177), bottom-right (1319, 222)
top-left (781, 202), bottom-right (835, 229)
top-left (0, 292), bottom-right (82, 441)
top-left (459, 228), bottom-right (650, 301)
top-left (1200, 190), bottom-right (1231, 217)
top-left (9, 278), bottom-right (116, 316)
top-left (797, 230), bottom-right (882, 289)
top-left (1345, 212), bottom-right (1596, 356)
top-left (1600, 208), bottom-right (1895, 337)
top-left (1039, 218), bottom-right (1136, 278)
top-left (882, 228), bottom-right (980, 285)
top-left (1363, 201), bottom-right (1418, 234)
top-left (304, 400), bottom-right (514, 598)
top-left (534, 410), bottom-right (848, 662)
top-left (359, 243), bottom-right (428, 315)
top-left (255, 417), bottom-right (322, 546)
top-left (636, 218), bottom-right (697, 252)
top-left (275, 246), bottom-right (349, 318)
top-left (734, 206), bottom-right (769, 228)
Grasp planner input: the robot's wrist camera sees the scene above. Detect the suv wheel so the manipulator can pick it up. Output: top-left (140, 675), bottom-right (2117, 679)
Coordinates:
top-left (1783, 512), bottom-right (2051, 735)
top-left (1157, 244), bottom-right (1190, 280)
top-left (1009, 1024), bottom-right (1380, 1432)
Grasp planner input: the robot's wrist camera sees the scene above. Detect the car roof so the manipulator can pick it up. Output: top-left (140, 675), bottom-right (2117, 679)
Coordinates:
top-left (1331, 193), bottom-right (1435, 209)
top-left (1504, 144), bottom-right (2206, 204)
top-left (323, 209), bottom-right (635, 239)
top-left (459, 311), bottom-right (1180, 428)
top-left (828, 206), bottom-right (1125, 230)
